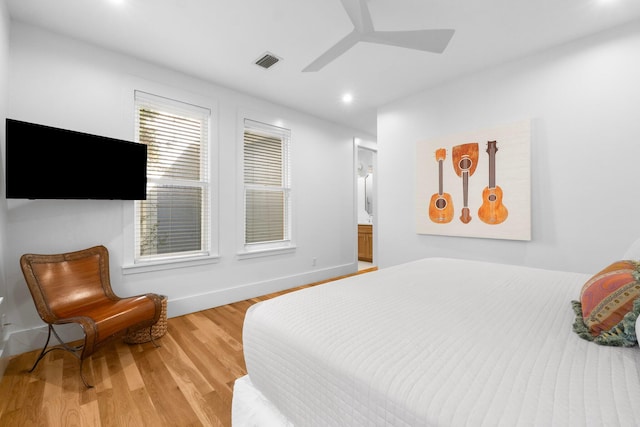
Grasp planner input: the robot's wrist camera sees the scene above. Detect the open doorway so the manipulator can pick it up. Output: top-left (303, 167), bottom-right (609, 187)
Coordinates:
top-left (356, 142), bottom-right (377, 270)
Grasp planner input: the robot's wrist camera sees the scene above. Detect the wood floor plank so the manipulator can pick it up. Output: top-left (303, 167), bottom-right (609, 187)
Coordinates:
top-left (42, 394), bottom-right (84, 427)
top-left (100, 347), bottom-right (147, 426)
top-left (0, 350), bottom-right (40, 415)
top-left (188, 313), bottom-right (245, 377)
top-left (127, 386), bottom-right (165, 427)
top-left (168, 323), bottom-right (239, 396)
top-left (10, 374), bottom-right (46, 425)
top-left (199, 309), bottom-right (244, 347)
top-left (0, 267), bottom-right (376, 426)
top-left (164, 353), bottom-right (220, 426)
top-left (158, 332), bottom-right (215, 396)
top-left (202, 389), bottom-right (230, 427)
top-left (95, 388), bottom-right (118, 427)
top-left (42, 357), bottom-right (64, 401)
top-left (132, 344), bottom-right (202, 426)
top-left (79, 399), bottom-right (101, 427)
top-left (117, 344), bottom-right (145, 391)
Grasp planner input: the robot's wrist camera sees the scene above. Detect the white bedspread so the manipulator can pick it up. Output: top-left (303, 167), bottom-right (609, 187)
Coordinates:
top-left (238, 258), bottom-right (640, 426)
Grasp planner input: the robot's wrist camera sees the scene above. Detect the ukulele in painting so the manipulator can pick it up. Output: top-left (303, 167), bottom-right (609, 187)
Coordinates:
top-left (452, 142), bottom-right (479, 224)
top-left (429, 148), bottom-right (454, 223)
top-left (478, 140), bottom-right (508, 224)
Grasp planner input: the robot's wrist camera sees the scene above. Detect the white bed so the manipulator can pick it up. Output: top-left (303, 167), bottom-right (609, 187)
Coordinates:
top-left (232, 257), bottom-right (640, 426)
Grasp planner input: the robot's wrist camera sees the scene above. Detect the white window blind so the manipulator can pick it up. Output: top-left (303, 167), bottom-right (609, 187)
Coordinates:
top-left (243, 119), bottom-right (291, 246)
top-left (135, 91), bottom-right (210, 261)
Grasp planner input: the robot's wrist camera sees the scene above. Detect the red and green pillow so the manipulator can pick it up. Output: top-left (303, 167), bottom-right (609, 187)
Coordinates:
top-left (572, 260), bottom-right (640, 346)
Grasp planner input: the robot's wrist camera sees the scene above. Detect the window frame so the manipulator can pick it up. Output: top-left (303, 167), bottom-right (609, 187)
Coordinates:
top-left (123, 88), bottom-right (219, 274)
top-left (237, 111), bottom-right (295, 259)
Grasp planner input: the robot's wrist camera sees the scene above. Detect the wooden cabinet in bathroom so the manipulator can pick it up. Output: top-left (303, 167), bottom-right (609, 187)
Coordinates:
top-left (358, 224), bottom-right (373, 262)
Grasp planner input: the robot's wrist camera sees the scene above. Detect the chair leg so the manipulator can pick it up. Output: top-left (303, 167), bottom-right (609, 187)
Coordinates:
top-left (78, 359), bottom-right (93, 389)
top-left (29, 324), bottom-right (94, 388)
top-left (28, 324), bottom-right (54, 373)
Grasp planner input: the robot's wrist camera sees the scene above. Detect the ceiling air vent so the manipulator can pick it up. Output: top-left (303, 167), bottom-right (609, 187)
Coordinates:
top-left (255, 52), bottom-right (281, 69)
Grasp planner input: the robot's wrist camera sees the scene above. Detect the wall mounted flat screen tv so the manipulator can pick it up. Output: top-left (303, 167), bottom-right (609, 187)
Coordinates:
top-left (5, 119), bottom-right (147, 200)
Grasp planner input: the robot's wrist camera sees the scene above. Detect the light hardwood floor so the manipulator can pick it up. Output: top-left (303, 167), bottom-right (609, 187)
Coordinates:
top-left (0, 267), bottom-right (377, 427)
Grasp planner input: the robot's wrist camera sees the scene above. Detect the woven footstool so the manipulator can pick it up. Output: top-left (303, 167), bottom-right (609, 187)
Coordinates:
top-left (124, 294), bottom-right (168, 344)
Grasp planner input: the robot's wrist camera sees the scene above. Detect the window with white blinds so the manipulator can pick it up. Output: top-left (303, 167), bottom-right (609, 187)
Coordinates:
top-left (134, 91), bottom-right (210, 261)
top-left (243, 119), bottom-right (291, 247)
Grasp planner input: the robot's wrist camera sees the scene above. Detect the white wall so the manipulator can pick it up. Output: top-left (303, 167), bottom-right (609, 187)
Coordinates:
top-left (0, 0), bottom-right (10, 375)
top-left (4, 22), bottom-right (373, 355)
top-left (378, 20), bottom-right (640, 274)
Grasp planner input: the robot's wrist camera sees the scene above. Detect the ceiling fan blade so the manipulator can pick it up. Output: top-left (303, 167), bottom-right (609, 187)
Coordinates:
top-left (340, 0), bottom-right (374, 33)
top-left (363, 29), bottom-right (455, 53)
top-left (302, 31), bottom-right (361, 72)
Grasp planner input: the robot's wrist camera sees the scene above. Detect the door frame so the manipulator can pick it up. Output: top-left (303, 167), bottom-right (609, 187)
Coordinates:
top-left (354, 138), bottom-right (377, 267)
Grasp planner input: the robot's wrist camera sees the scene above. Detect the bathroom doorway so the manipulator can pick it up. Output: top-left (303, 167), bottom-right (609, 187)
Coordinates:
top-left (356, 142), bottom-right (377, 270)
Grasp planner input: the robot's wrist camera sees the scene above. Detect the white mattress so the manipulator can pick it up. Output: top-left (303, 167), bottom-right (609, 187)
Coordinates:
top-left (237, 258), bottom-right (640, 426)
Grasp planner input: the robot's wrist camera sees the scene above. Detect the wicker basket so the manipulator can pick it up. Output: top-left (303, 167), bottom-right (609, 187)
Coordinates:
top-left (124, 294), bottom-right (168, 344)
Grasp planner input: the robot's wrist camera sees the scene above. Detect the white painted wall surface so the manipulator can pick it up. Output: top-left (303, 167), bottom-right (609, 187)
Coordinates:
top-left (377, 21), bottom-right (640, 274)
top-left (0, 0), bottom-right (10, 375)
top-left (4, 22), bottom-right (373, 354)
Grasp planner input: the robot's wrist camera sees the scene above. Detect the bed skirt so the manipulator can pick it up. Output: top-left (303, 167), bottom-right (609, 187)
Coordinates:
top-left (232, 374), bottom-right (293, 426)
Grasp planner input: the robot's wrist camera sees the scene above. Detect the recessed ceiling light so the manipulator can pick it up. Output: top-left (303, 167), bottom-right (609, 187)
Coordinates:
top-left (342, 93), bottom-right (354, 104)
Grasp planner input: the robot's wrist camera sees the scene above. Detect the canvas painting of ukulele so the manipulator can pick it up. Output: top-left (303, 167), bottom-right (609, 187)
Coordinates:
top-left (417, 118), bottom-right (530, 240)
top-left (428, 140), bottom-right (511, 226)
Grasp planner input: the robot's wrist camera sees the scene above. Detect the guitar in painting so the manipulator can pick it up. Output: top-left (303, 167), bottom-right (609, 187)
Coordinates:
top-left (429, 148), bottom-right (454, 223)
top-left (478, 140), bottom-right (508, 224)
top-left (452, 142), bottom-right (479, 224)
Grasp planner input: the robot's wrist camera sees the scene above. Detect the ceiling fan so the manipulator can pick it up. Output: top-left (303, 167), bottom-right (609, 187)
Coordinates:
top-left (303, 0), bottom-right (455, 72)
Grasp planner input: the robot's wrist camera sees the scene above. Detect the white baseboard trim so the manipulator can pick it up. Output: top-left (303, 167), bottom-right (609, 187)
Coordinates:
top-left (167, 262), bottom-right (357, 318)
top-left (4, 262), bottom-right (358, 358)
top-left (0, 347), bottom-right (8, 379)
top-left (0, 297), bottom-right (8, 379)
top-left (5, 323), bottom-right (83, 360)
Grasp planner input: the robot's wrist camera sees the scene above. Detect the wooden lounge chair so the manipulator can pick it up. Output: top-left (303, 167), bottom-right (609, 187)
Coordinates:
top-left (20, 245), bottom-right (162, 388)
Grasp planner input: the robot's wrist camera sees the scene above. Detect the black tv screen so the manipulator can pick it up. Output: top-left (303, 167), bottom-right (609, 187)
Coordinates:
top-left (5, 119), bottom-right (147, 200)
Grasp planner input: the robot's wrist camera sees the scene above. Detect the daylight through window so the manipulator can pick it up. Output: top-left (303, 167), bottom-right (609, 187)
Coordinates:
top-left (134, 91), bottom-right (210, 261)
top-left (243, 119), bottom-right (291, 247)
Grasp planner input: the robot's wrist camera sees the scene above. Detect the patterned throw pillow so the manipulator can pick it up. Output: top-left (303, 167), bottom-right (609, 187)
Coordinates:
top-left (571, 260), bottom-right (640, 346)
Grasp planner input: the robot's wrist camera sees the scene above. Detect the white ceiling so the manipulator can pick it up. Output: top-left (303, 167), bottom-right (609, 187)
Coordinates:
top-left (6, 0), bottom-right (640, 136)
